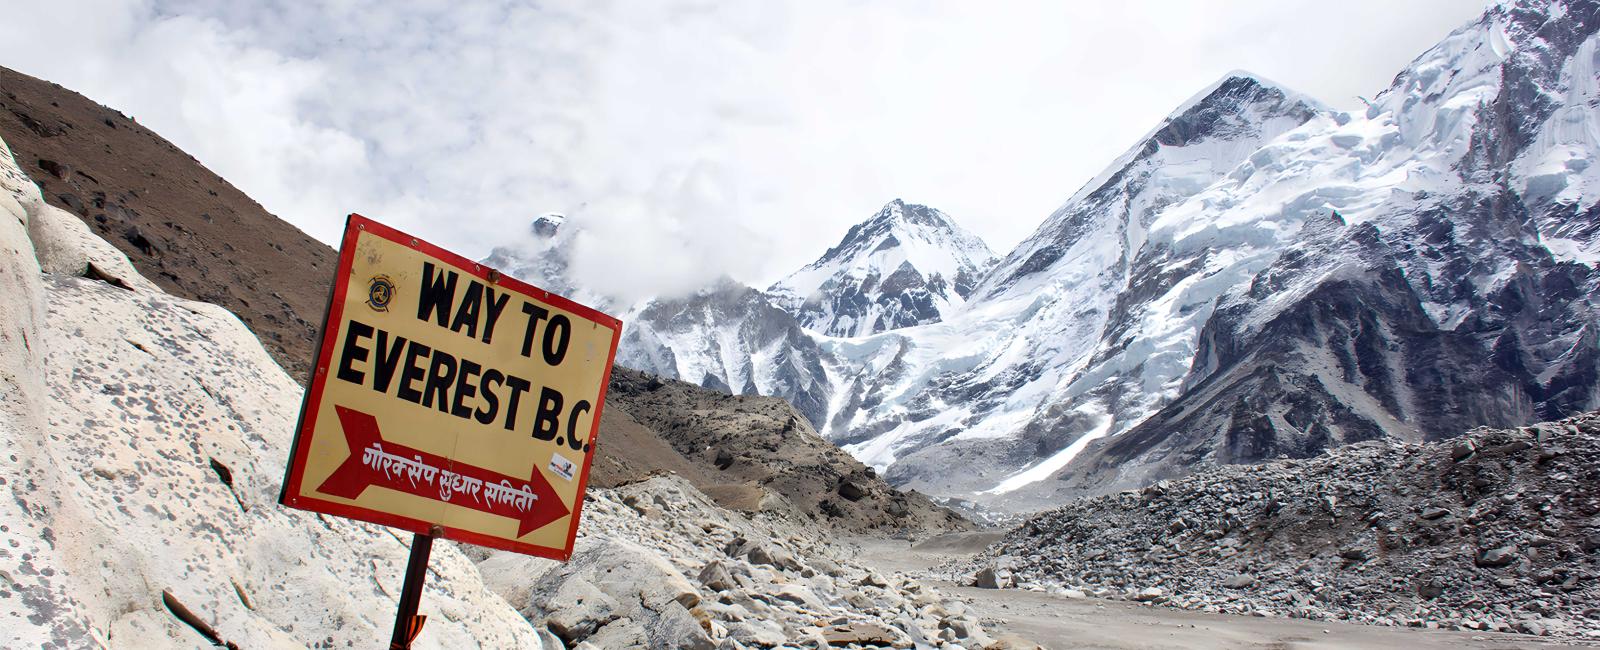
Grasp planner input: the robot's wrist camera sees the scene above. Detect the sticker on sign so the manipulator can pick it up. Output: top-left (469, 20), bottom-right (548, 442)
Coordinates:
top-left (279, 214), bottom-right (622, 560)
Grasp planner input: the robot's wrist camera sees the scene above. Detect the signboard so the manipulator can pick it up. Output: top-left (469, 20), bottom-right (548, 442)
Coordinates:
top-left (280, 214), bottom-right (621, 560)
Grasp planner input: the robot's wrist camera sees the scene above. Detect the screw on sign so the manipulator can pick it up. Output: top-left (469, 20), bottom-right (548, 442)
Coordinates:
top-left (279, 214), bottom-right (622, 649)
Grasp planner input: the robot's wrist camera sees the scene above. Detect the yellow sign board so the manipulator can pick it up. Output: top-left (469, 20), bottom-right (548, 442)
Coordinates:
top-left (280, 214), bottom-right (621, 560)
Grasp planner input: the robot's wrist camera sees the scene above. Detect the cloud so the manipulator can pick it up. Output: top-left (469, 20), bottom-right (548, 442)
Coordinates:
top-left (0, 0), bottom-right (1490, 303)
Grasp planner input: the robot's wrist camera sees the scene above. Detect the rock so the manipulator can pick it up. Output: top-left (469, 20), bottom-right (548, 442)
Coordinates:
top-left (536, 577), bottom-right (620, 644)
top-left (859, 571), bottom-right (890, 588)
top-left (1340, 548), bottom-right (1370, 562)
top-left (1222, 574), bottom-right (1255, 589)
top-left (698, 560), bottom-right (737, 592)
top-left (35, 158), bottom-right (70, 179)
top-left (1419, 507), bottom-right (1450, 520)
top-left (821, 621), bottom-right (899, 646)
top-left (745, 543), bottom-right (803, 572)
top-left (729, 619), bottom-right (789, 647)
top-left (1133, 587), bottom-right (1166, 602)
top-left (525, 537), bottom-right (703, 647)
top-left (535, 626), bottom-right (567, 649)
top-left (1451, 440), bottom-right (1478, 461)
top-left (837, 479), bottom-right (869, 501)
top-left (648, 602), bottom-right (715, 650)
top-left (771, 584), bottom-right (826, 610)
top-left (1516, 619), bottom-right (1548, 636)
top-left (1475, 546), bottom-right (1518, 568)
top-left (811, 557), bottom-right (845, 577)
top-left (586, 617), bottom-right (648, 648)
top-left (973, 566), bottom-right (1013, 589)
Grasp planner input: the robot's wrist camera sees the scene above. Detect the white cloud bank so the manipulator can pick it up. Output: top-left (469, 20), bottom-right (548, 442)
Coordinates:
top-left (0, 0), bottom-right (1487, 301)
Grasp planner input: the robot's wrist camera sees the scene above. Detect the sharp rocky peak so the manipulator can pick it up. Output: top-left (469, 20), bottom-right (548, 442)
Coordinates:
top-left (768, 199), bottom-right (995, 338)
top-left (818, 199), bottom-right (980, 263)
top-left (1151, 71), bottom-right (1325, 148)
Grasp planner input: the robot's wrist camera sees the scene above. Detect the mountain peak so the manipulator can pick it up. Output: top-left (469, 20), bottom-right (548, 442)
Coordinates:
top-left (859, 198), bottom-right (963, 235)
top-left (530, 212), bottom-right (565, 238)
top-left (1153, 71), bottom-right (1325, 148)
top-left (768, 200), bottom-right (996, 337)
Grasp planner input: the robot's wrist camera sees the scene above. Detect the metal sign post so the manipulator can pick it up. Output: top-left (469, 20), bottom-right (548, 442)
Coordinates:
top-left (389, 530), bottom-right (435, 650)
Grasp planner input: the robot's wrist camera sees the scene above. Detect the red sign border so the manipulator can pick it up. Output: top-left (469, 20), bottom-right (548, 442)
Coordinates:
top-left (278, 213), bottom-right (621, 561)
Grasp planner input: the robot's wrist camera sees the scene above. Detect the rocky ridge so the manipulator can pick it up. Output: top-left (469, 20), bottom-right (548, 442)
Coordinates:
top-left (955, 411), bottom-right (1600, 640)
top-left (606, 366), bottom-right (969, 536)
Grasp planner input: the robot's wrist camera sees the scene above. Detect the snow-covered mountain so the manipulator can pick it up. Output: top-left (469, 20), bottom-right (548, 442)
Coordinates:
top-left (1043, 0), bottom-right (1600, 501)
top-left (615, 279), bottom-right (836, 427)
top-left (768, 199), bottom-right (995, 337)
top-left (487, 0), bottom-right (1600, 512)
top-left (480, 213), bottom-right (603, 308)
top-left (820, 72), bottom-right (1329, 500)
top-left (480, 201), bottom-right (994, 432)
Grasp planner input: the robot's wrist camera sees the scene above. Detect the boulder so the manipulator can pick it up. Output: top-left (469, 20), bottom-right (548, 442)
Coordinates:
top-left (744, 543), bottom-right (804, 572)
top-left (1475, 546), bottom-right (1518, 568)
top-left (973, 566), bottom-right (1013, 589)
top-left (728, 619), bottom-right (789, 647)
top-left (1133, 587), bottom-right (1166, 602)
top-left (537, 577), bottom-right (620, 643)
top-left (837, 480), bottom-right (869, 502)
top-left (822, 621), bottom-right (900, 647)
top-left (1222, 574), bottom-right (1255, 589)
top-left (526, 537), bottom-right (702, 646)
top-left (647, 602), bottom-right (714, 650)
top-left (697, 560), bottom-right (737, 592)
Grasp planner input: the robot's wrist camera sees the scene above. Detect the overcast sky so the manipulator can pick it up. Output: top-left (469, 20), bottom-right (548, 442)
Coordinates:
top-left (1, 0), bottom-right (1488, 302)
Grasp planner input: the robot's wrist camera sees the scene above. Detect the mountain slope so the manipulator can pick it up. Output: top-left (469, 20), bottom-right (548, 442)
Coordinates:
top-left (0, 65), bottom-right (335, 382)
top-left (819, 72), bottom-right (1327, 500)
top-left (616, 279), bottom-right (837, 429)
top-left (1044, 0), bottom-right (1600, 500)
top-left (768, 199), bottom-right (995, 337)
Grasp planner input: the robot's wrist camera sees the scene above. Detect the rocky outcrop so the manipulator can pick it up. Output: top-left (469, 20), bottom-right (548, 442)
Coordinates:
top-left (606, 367), bottom-right (970, 536)
top-left (961, 412), bottom-right (1600, 639)
top-left (0, 135), bottom-right (541, 648)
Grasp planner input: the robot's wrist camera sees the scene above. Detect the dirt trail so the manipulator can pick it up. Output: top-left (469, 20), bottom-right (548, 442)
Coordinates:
top-left (845, 533), bottom-right (1596, 650)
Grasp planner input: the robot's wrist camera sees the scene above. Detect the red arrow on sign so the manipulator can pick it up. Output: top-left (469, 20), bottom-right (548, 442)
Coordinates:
top-left (318, 405), bottom-right (570, 537)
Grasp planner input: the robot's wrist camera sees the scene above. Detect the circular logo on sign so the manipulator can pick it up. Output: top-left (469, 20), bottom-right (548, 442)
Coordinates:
top-left (367, 275), bottom-right (395, 312)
